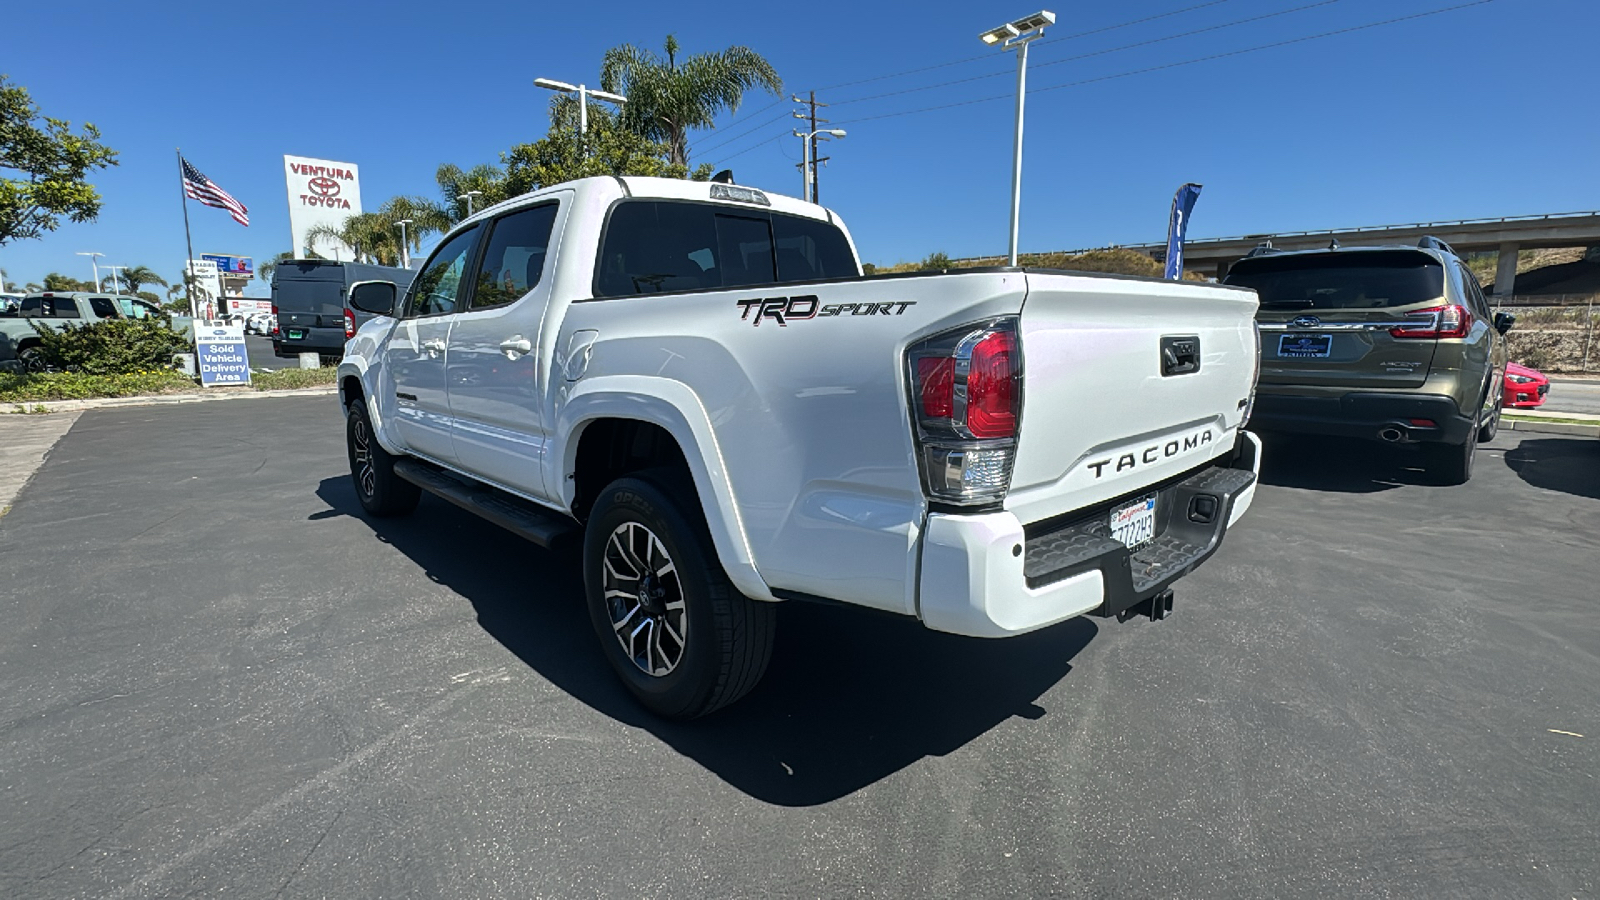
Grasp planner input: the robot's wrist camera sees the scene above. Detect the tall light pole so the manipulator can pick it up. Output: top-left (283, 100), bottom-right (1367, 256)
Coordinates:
top-left (790, 128), bottom-right (846, 203)
top-left (395, 219), bottom-right (413, 268)
top-left (534, 77), bottom-right (627, 155)
top-left (106, 265), bottom-right (127, 294)
top-left (461, 190), bottom-right (483, 217)
top-left (980, 10), bottom-right (1055, 267)
top-left (76, 251), bottom-right (105, 289)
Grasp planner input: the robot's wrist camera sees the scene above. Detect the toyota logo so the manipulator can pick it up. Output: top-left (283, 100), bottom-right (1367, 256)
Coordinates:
top-left (307, 176), bottom-right (341, 198)
top-left (1292, 315), bottom-right (1321, 328)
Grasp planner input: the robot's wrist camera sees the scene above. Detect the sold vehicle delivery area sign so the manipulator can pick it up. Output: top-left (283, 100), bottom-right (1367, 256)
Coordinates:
top-left (195, 324), bottom-right (252, 386)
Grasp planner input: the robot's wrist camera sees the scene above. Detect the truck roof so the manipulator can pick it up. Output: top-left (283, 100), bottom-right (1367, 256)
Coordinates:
top-left (463, 176), bottom-right (836, 229)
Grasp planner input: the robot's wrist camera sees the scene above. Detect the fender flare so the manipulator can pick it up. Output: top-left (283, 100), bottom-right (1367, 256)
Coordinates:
top-left (336, 358), bottom-right (405, 456)
top-left (555, 375), bottom-right (774, 603)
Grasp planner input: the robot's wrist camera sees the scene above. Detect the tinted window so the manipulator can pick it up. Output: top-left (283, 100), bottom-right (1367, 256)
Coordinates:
top-left (22, 298), bottom-right (81, 318)
top-left (595, 201), bottom-right (858, 297)
top-left (716, 215), bottom-right (775, 288)
top-left (774, 214), bottom-right (857, 281)
top-left (1226, 252), bottom-right (1445, 311)
top-left (472, 204), bottom-right (558, 309)
top-left (407, 226), bottom-right (480, 317)
top-left (89, 297), bottom-right (118, 318)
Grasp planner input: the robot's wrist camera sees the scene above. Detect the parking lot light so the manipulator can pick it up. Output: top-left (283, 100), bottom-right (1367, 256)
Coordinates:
top-left (980, 10), bottom-right (1055, 266)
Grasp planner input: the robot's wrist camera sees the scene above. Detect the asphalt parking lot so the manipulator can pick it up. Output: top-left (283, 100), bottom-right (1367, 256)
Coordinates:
top-left (1, 398), bottom-right (1596, 899)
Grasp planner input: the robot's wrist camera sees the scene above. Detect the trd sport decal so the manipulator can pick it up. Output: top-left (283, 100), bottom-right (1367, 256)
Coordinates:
top-left (737, 296), bottom-right (917, 326)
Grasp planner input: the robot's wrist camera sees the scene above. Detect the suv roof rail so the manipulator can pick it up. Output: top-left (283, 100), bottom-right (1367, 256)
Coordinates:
top-left (1244, 240), bottom-right (1281, 258)
top-left (1417, 235), bottom-right (1457, 256)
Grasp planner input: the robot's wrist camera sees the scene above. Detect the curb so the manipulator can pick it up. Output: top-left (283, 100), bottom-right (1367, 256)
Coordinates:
top-left (6, 385), bottom-right (338, 415)
top-left (1503, 418), bottom-right (1600, 438)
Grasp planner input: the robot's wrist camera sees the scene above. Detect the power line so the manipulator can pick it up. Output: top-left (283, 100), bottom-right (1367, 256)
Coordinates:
top-left (816, 0), bottom-right (1240, 92)
top-left (832, 0), bottom-right (1497, 128)
top-left (830, 0), bottom-right (1343, 109)
top-left (694, 108), bottom-right (795, 155)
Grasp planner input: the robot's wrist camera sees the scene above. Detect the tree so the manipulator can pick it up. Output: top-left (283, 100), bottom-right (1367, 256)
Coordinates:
top-left (306, 197), bottom-right (449, 266)
top-left (0, 76), bottom-right (119, 246)
top-left (435, 162), bottom-right (508, 223)
top-left (503, 104), bottom-right (711, 196)
top-left (118, 265), bottom-right (166, 295)
top-left (42, 272), bottom-right (94, 291)
top-left (600, 35), bottom-right (781, 167)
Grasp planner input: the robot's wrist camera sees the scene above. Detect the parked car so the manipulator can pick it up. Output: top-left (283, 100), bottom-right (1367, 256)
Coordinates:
top-left (1502, 362), bottom-right (1549, 408)
top-left (338, 175), bottom-right (1263, 719)
top-left (0, 293), bottom-right (22, 316)
top-left (1224, 238), bottom-right (1513, 484)
top-left (272, 260), bottom-right (415, 361)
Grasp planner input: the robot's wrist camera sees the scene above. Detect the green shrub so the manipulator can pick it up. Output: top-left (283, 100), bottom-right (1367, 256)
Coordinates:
top-left (919, 251), bottom-right (953, 271)
top-left (0, 370), bottom-right (194, 402)
top-left (31, 316), bottom-right (191, 375)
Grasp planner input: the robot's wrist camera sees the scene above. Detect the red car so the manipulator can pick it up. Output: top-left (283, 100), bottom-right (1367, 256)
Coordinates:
top-left (1503, 362), bottom-right (1549, 409)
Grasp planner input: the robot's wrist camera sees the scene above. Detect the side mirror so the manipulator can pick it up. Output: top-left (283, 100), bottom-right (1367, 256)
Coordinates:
top-left (1493, 311), bottom-right (1516, 335)
top-left (349, 281), bottom-right (398, 316)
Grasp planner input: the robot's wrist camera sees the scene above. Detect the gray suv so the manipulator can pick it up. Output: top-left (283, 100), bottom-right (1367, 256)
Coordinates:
top-left (1225, 237), bottom-right (1513, 484)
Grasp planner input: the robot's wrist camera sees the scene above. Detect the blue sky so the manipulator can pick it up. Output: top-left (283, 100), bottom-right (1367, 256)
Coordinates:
top-left (3, 0), bottom-right (1594, 296)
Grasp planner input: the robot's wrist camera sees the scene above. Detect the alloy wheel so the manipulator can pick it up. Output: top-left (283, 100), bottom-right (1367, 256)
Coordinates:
top-left (602, 521), bottom-right (687, 677)
top-left (352, 417), bottom-right (375, 498)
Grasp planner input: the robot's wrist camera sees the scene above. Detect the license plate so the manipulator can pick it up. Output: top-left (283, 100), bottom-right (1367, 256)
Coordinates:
top-left (1109, 495), bottom-right (1157, 550)
top-left (1279, 333), bottom-right (1332, 358)
top-left (287, 329), bottom-right (305, 340)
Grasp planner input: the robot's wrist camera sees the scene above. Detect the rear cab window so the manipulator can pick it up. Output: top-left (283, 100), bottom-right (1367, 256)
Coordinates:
top-left (21, 297), bottom-right (83, 318)
top-left (88, 297), bottom-right (119, 318)
top-left (1226, 251), bottom-right (1446, 311)
top-left (595, 201), bottom-right (857, 298)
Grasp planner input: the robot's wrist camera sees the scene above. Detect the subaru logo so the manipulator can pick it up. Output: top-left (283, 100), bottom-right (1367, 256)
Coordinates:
top-left (210, 329), bottom-right (228, 336)
top-left (1292, 315), bottom-right (1321, 328)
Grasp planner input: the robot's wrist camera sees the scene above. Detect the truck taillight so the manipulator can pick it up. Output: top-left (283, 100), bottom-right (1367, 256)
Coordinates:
top-left (1391, 304), bottom-right (1470, 340)
top-left (344, 307), bottom-right (356, 339)
top-left (906, 318), bottom-right (1022, 506)
top-left (271, 304), bottom-right (279, 335)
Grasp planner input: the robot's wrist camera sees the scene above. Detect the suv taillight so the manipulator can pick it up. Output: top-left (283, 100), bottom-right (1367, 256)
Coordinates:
top-left (1391, 304), bottom-right (1470, 340)
top-left (906, 318), bottom-right (1022, 505)
top-left (344, 307), bottom-right (356, 339)
top-left (271, 304), bottom-right (279, 335)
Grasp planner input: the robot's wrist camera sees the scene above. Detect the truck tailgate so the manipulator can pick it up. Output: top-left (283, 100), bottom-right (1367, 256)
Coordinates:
top-left (1006, 273), bottom-right (1259, 526)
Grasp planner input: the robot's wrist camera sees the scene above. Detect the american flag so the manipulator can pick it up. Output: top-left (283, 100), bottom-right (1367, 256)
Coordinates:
top-left (181, 157), bottom-right (249, 226)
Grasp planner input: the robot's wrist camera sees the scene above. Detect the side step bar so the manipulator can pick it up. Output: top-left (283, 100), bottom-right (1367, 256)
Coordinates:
top-left (393, 458), bottom-right (578, 549)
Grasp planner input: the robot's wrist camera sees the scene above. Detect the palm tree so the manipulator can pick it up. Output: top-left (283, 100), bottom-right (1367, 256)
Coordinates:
top-left (119, 265), bottom-right (167, 295)
top-left (601, 35), bottom-right (782, 167)
top-left (305, 197), bottom-right (449, 266)
top-left (436, 163), bottom-right (507, 223)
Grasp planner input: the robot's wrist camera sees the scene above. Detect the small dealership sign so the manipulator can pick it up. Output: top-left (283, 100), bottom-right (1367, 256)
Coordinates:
top-left (195, 324), bottom-right (252, 386)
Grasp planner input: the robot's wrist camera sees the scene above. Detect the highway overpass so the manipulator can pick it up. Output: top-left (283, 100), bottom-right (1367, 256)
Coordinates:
top-left (1128, 211), bottom-right (1600, 297)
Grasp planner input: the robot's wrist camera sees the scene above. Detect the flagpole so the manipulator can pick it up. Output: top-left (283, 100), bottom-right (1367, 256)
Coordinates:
top-left (177, 148), bottom-right (199, 320)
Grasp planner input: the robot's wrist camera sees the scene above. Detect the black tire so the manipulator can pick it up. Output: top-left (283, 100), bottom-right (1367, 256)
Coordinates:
top-left (18, 345), bottom-right (49, 373)
top-left (1423, 410), bottom-right (1478, 486)
top-left (583, 474), bottom-right (775, 720)
top-left (1478, 383), bottom-right (1502, 443)
top-left (346, 403), bottom-right (421, 517)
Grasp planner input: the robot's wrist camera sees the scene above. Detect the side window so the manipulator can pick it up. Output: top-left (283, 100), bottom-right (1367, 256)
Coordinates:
top-left (773, 213), bottom-right (858, 281)
top-left (21, 299), bottom-right (43, 316)
top-left (596, 202), bottom-right (718, 296)
top-left (89, 297), bottom-right (119, 318)
top-left (405, 226), bottom-right (480, 318)
top-left (53, 299), bottom-right (82, 318)
top-left (471, 204), bottom-right (559, 310)
top-left (714, 214), bottom-right (775, 288)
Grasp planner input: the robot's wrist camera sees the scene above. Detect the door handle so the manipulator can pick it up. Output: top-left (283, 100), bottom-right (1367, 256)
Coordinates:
top-left (499, 336), bottom-right (533, 358)
top-left (422, 338), bottom-right (446, 357)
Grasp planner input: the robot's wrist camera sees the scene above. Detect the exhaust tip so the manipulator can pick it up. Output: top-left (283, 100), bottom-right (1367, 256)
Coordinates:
top-left (1378, 426), bottom-right (1405, 443)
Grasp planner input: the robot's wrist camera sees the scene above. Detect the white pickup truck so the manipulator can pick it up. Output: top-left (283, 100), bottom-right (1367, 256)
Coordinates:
top-left (338, 176), bottom-right (1263, 718)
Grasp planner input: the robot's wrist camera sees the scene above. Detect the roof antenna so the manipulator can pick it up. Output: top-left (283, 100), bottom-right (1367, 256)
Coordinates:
top-left (711, 169), bottom-right (735, 184)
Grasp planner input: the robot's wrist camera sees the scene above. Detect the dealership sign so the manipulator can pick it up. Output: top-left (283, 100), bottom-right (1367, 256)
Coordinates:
top-left (284, 155), bottom-right (363, 261)
top-left (195, 324), bottom-right (251, 386)
top-left (187, 259), bottom-right (221, 300)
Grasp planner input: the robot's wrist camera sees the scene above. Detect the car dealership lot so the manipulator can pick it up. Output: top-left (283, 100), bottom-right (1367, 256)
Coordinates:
top-left (0, 399), bottom-right (1596, 899)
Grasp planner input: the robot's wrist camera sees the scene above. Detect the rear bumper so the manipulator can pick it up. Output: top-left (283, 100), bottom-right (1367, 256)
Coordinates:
top-left (273, 328), bottom-right (346, 358)
top-left (1248, 390), bottom-right (1473, 443)
top-left (917, 432), bottom-right (1260, 638)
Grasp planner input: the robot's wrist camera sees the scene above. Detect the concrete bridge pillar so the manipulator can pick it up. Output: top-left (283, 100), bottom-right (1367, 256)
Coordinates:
top-left (1493, 242), bottom-right (1519, 299)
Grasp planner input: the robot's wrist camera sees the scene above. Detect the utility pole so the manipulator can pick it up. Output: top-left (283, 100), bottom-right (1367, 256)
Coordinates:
top-left (792, 92), bottom-right (831, 203)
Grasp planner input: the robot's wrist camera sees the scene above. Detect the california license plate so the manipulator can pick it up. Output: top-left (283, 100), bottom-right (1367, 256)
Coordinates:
top-left (1278, 333), bottom-right (1332, 358)
top-left (1110, 495), bottom-right (1157, 549)
top-left (287, 329), bottom-right (305, 340)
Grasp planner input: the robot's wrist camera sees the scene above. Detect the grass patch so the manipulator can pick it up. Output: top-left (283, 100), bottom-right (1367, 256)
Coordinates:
top-left (250, 367), bottom-right (338, 391)
top-left (0, 370), bottom-right (195, 403)
top-left (1504, 413), bottom-right (1600, 427)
